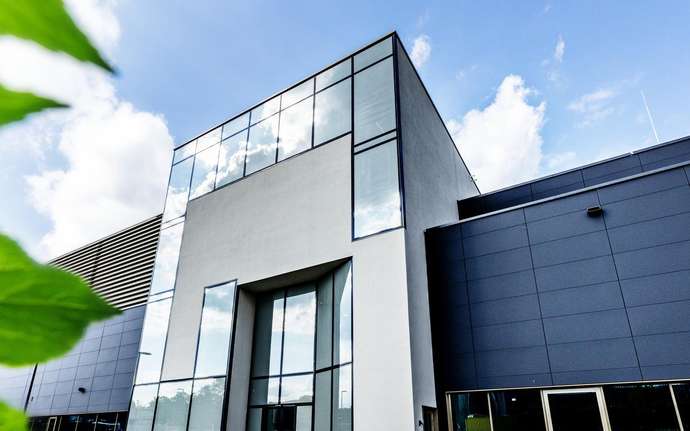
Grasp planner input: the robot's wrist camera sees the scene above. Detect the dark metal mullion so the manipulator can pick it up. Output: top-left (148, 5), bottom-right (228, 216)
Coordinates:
top-left (349, 260), bottom-right (354, 431)
top-left (310, 279), bottom-right (319, 431)
top-left (353, 137), bottom-right (397, 155)
top-left (275, 96), bottom-right (282, 164)
top-left (353, 128), bottom-right (397, 148)
top-left (310, 86), bottom-right (316, 150)
top-left (219, 284), bottom-right (241, 431)
top-left (331, 272), bottom-right (336, 430)
top-left (315, 74), bottom-right (351, 96)
top-left (353, 52), bottom-right (394, 76)
top-left (242, 112), bottom-right (252, 177)
top-left (392, 34), bottom-right (406, 230)
top-left (183, 380), bottom-right (195, 431)
top-left (350, 51), bottom-right (356, 241)
top-left (278, 291), bottom-right (288, 404)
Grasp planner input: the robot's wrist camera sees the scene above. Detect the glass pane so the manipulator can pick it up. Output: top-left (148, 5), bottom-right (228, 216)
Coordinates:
top-left (189, 144), bottom-right (219, 199)
top-left (95, 412), bottom-right (118, 431)
top-left (246, 408), bottom-right (262, 431)
top-left (280, 374), bottom-right (313, 404)
top-left (490, 390), bottom-right (545, 431)
top-left (605, 384), bottom-right (680, 431)
top-left (278, 97), bottom-right (313, 162)
top-left (127, 384), bottom-right (158, 431)
top-left (149, 221), bottom-right (184, 295)
top-left (673, 384), bottom-right (690, 429)
top-left (245, 114), bottom-right (279, 175)
top-left (81, 414), bottom-right (98, 431)
top-left (354, 141), bottom-right (402, 237)
top-left (316, 59), bottom-right (351, 91)
top-left (188, 377), bottom-right (225, 431)
top-left (60, 415), bottom-right (80, 431)
top-left (354, 57), bottom-right (396, 144)
top-left (251, 96), bottom-right (281, 125)
top-left (195, 281), bottom-right (237, 377)
top-left (251, 292), bottom-right (284, 377)
top-left (163, 157), bottom-right (194, 222)
top-left (333, 364), bottom-right (352, 431)
top-left (354, 37), bottom-right (393, 72)
top-left (282, 79), bottom-right (314, 108)
top-left (315, 274), bottom-right (333, 369)
top-left (115, 412), bottom-right (127, 431)
top-left (136, 298), bottom-right (172, 384)
top-left (173, 141), bottom-right (196, 164)
top-left (153, 380), bottom-right (192, 431)
top-left (282, 287), bottom-right (316, 374)
top-left (314, 78), bottom-right (351, 146)
top-left (197, 127), bottom-right (221, 152)
top-left (296, 406), bottom-right (312, 431)
top-left (222, 112), bottom-right (250, 140)
top-left (353, 130), bottom-right (396, 152)
top-left (333, 262), bottom-right (352, 364)
top-left (449, 393), bottom-right (490, 431)
top-left (548, 392), bottom-right (603, 431)
top-left (216, 131), bottom-right (248, 187)
top-left (249, 378), bottom-right (280, 406)
top-left (314, 370), bottom-right (331, 431)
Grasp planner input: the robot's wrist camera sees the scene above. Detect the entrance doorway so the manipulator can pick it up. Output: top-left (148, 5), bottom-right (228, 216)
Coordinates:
top-left (542, 388), bottom-right (611, 431)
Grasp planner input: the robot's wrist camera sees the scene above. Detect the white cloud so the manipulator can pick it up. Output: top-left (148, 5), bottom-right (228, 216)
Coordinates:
top-left (0, 1), bottom-right (173, 259)
top-left (568, 88), bottom-right (617, 126)
top-left (448, 75), bottom-right (546, 192)
top-left (554, 34), bottom-right (565, 63)
top-left (410, 34), bottom-right (431, 68)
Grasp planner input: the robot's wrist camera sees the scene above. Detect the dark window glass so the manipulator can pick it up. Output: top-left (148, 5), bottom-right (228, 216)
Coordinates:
top-left (136, 298), bottom-right (172, 384)
top-left (216, 130), bottom-right (248, 187)
top-left (333, 262), bottom-right (352, 364)
top-left (196, 126), bottom-right (221, 152)
top-left (672, 384), bottom-right (690, 429)
top-left (81, 415), bottom-right (98, 431)
top-left (127, 384), bottom-right (158, 431)
top-left (353, 56), bottom-right (396, 144)
top-left (163, 157), bottom-right (194, 222)
top-left (245, 114), bottom-right (279, 175)
top-left (548, 392), bottom-right (603, 431)
top-left (281, 286), bottom-right (316, 374)
top-left (282, 79), bottom-right (313, 108)
top-left (490, 390), bottom-right (545, 431)
top-left (314, 78), bottom-right (351, 146)
top-left (189, 144), bottom-right (219, 199)
top-left (60, 415), bottom-right (80, 431)
top-left (188, 377), bottom-right (225, 431)
top-left (95, 412), bottom-right (118, 431)
top-left (449, 392), bottom-right (490, 431)
top-left (278, 97), bottom-right (313, 161)
top-left (353, 140), bottom-right (402, 238)
top-left (314, 370), bottom-right (331, 430)
top-left (332, 364), bottom-right (352, 431)
top-left (315, 274), bottom-right (333, 369)
top-left (316, 59), bottom-right (350, 91)
top-left (149, 221), bottom-right (184, 295)
top-left (354, 37), bottom-right (392, 72)
top-left (251, 292), bottom-right (284, 377)
top-left (195, 281), bottom-right (237, 377)
top-left (249, 378), bottom-right (280, 406)
top-left (114, 412), bottom-right (127, 431)
top-left (605, 384), bottom-right (680, 431)
top-left (222, 112), bottom-right (250, 140)
top-left (153, 380), bottom-right (192, 431)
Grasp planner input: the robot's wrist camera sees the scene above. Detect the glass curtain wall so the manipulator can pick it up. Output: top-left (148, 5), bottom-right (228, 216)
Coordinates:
top-left (247, 262), bottom-right (353, 431)
top-left (28, 413), bottom-right (128, 431)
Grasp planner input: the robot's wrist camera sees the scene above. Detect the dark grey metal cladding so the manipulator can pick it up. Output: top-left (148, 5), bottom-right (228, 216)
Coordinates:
top-left (458, 136), bottom-right (690, 219)
top-left (25, 306), bottom-right (144, 416)
top-left (427, 161), bottom-right (690, 394)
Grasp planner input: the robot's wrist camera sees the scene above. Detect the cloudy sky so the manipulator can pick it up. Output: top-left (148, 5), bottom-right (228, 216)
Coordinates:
top-left (1, 0), bottom-right (689, 260)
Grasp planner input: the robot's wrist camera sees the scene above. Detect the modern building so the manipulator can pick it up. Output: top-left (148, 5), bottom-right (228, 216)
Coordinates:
top-left (3, 32), bottom-right (690, 431)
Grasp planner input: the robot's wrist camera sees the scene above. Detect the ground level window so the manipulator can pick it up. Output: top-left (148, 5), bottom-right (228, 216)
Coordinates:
top-left (490, 390), bottom-right (545, 431)
top-left (448, 392), bottom-right (490, 431)
top-left (604, 384), bottom-right (680, 431)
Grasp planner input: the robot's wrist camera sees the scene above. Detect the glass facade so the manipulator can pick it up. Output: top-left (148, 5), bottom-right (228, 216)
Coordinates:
top-left (29, 413), bottom-right (128, 431)
top-left (248, 262), bottom-right (353, 431)
top-left (194, 282), bottom-right (237, 378)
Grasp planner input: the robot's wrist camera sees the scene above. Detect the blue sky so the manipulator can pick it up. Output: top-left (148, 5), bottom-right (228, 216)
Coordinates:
top-left (1, 0), bottom-right (689, 259)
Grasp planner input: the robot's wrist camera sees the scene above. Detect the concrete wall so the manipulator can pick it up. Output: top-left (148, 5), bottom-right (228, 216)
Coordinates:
top-left (22, 306), bottom-right (144, 416)
top-left (428, 162), bottom-right (690, 394)
top-left (395, 39), bottom-right (479, 424)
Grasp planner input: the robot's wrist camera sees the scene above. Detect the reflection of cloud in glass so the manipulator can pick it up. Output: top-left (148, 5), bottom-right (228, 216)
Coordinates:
top-left (136, 298), bottom-right (172, 384)
top-left (216, 133), bottom-right (247, 187)
top-left (196, 127), bottom-right (221, 152)
top-left (278, 97), bottom-right (313, 161)
top-left (316, 59), bottom-right (350, 91)
top-left (195, 282), bottom-right (236, 378)
top-left (280, 374), bottom-right (313, 403)
top-left (245, 114), bottom-right (279, 175)
top-left (162, 157), bottom-right (193, 222)
top-left (188, 377), bottom-right (225, 431)
top-left (251, 96), bottom-right (281, 124)
top-left (189, 144), bottom-right (219, 199)
top-left (173, 140), bottom-right (196, 164)
top-left (354, 191), bottom-right (401, 237)
top-left (314, 79), bottom-right (351, 145)
top-left (128, 384), bottom-right (158, 431)
top-left (149, 222), bottom-right (184, 295)
top-left (222, 113), bottom-right (249, 141)
top-left (282, 291), bottom-right (316, 374)
top-left (282, 79), bottom-right (313, 108)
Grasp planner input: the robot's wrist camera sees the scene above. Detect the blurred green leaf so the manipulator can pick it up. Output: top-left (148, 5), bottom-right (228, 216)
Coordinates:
top-left (0, 0), bottom-right (113, 72)
top-left (0, 401), bottom-right (26, 431)
top-left (0, 234), bottom-right (120, 366)
top-left (0, 85), bottom-right (66, 126)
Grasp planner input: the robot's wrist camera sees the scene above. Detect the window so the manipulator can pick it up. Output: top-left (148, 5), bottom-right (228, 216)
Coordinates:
top-left (188, 377), bottom-right (226, 431)
top-left (316, 274), bottom-right (333, 369)
top-left (149, 221), bottom-right (184, 295)
top-left (489, 390), bottom-right (545, 431)
top-left (195, 281), bottom-right (237, 378)
top-left (333, 263), bottom-right (352, 364)
top-left (281, 287), bottom-right (316, 374)
top-left (672, 384), bottom-right (690, 429)
top-left (332, 364), bottom-right (352, 431)
top-left (222, 113), bottom-right (249, 140)
top-left (162, 157), bottom-right (194, 222)
top-left (136, 298), bottom-right (172, 384)
top-left (173, 140), bottom-right (196, 164)
top-left (216, 130), bottom-right (248, 187)
top-left (95, 412), bottom-right (118, 431)
top-left (314, 370), bottom-right (331, 430)
top-left (196, 127), bottom-right (221, 152)
top-left (251, 291), bottom-right (285, 377)
top-left (245, 114), bottom-right (279, 175)
top-left (314, 79), bottom-right (351, 146)
top-left (604, 384), bottom-right (680, 431)
top-left (153, 380), bottom-right (192, 431)
top-left (316, 59), bottom-right (351, 91)
top-left (189, 144), bottom-right (219, 199)
top-left (127, 384), bottom-right (158, 431)
top-left (251, 96), bottom-right (281, 125)
top-left (354, 37), bottom-right (392, 72)
top-left (282, 79), bottom-right (313, 108)
top-left (280, 374), bottom-right (313, 403)
top-left (278, 97), bottom-right (313, 161)
top-left (449, 392), bottom-right (490, 431)
top-left (353, 140), bottom-right (402, 238)
top-left (353, 56), bottom-right (396, 144)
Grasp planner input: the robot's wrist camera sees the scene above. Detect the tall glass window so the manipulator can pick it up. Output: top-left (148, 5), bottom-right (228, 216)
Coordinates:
top-left (489, 390), bottom-right (545, 431)
top-left (194, 281), bottom-right (237, 378)
top-left (188, 378), bottom-right (226, 431)
top-left (189, 144), bottom-right (219, 200)
top-left (127, 384), bottom-right (158, 431)
top-left (353, 140), bottom-right (402, 238)
top-left (449, 392), bottom-right (491, 431)
top-left (149, 221), bottom-right (184, 295)
top-left (353, 56), bottom-right (396, 144)
top-left (604, 384), bottom-right (680, 431)
top-left (216, 130), bottom-right (248, 187)
top-left (136, 297), bottom-right (172, 384)
top-left (316, 59), bottom-right (351, 91)
top-left (153, 380), bottom-right (192, 431)
top-left (314, 79), bottom-right (351, 146)
top-left (162, 158), bottom-right (193, 222)
top-left (278, 97), bottom-right (313, 161)
top-left (245, 114), bottom-right (279, 175)
top-left (354, 37), bottom-right (392, 72)
top-left (222, 113), bottom-right (249, 140)
top-left (196, 127), bottom-right (221, 152)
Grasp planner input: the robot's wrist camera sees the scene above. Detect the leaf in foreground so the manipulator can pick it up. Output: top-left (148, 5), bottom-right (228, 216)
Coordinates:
top-left (0, 0), bottom-right (113, 72)
top-left (0, 85), bottom-right (66, 127)
top-left (0, 234), bottom-right (120, 366)
top-left (0, 401), bottom-right (26, 431)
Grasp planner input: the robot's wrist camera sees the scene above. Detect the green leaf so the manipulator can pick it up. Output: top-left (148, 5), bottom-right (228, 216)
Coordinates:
top-left (0, 85), bottom-right (66, 126)
top-left (0, 0), bottom-right (114, 72)
top-left (0, 401), bottom-right (27, 431)
top-left (0, 234), bottom-right (120, 366)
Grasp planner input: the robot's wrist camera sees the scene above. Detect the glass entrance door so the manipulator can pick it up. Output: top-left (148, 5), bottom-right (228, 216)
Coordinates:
top-left (542, 388), bottom-right (611, 431)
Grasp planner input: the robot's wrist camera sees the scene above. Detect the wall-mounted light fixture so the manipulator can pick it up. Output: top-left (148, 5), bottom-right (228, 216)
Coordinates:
top-left (586, 206), bottom-right (603, 217)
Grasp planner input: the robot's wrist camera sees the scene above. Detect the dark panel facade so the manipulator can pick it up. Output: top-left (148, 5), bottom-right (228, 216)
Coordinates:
top-left (428, 161), bottom-right (690, 396)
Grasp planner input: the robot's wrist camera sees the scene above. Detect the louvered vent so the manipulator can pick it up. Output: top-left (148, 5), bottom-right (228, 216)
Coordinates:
top-left (50, 214), bottom-right (162, 310)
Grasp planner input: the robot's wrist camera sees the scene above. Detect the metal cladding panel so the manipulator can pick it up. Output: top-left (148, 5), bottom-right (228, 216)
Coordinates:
top-left (427, 162), bottom-right (690, 395)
